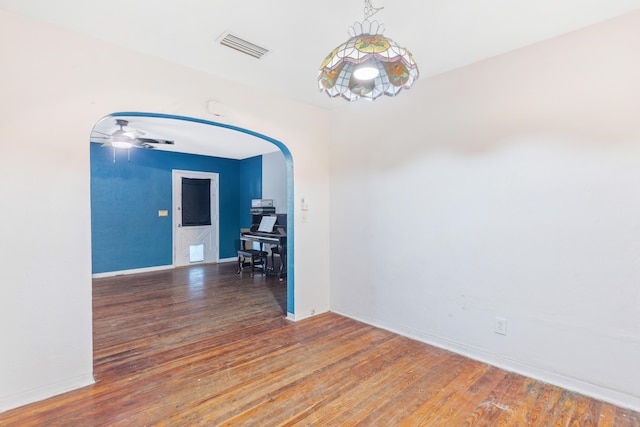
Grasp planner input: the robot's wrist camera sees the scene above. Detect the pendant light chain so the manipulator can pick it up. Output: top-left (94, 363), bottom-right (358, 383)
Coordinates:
top-left (363, 0), bottom-right (383, 21)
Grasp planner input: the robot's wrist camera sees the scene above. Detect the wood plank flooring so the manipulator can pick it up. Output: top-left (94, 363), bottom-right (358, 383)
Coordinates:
top-left (1, 263), bottom-right (639, 426)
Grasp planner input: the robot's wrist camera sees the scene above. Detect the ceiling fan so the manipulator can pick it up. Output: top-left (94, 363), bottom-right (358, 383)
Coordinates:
top-left (91, 119), bottom-right (175, 149)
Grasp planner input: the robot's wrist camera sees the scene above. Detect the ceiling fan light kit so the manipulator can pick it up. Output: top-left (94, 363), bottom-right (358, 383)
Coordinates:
top-left (92, 119), bottom-right (174, 148)
top-left (91, 119), bottom-right (176, 162)
top-left (318, 0), bottom-right (419, 101)
top-left (110, 139), bottom-right (134, 149)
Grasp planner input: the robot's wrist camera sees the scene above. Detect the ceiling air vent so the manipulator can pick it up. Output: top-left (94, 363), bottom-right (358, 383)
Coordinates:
top-left (218, 32), bottom-right (269, 59)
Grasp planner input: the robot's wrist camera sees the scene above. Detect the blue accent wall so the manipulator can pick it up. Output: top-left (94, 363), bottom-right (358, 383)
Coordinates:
top-left (90, 143), bottom-right (261, 274)
top-left (239, 155), bottom-right (262, 228)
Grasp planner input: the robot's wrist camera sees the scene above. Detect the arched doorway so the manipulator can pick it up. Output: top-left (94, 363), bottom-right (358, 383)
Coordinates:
top-left (90, 111), bottom-right (295, 315)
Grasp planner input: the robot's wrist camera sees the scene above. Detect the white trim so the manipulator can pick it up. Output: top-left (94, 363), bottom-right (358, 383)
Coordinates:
top-left (172, 170), bottom-right (220, 267)
top-left (92, 264), bottom-right (174, 278)
top-left (0, 373), bottom-right (94, 412)
top-left (331, 310), bottom-right (640, 413)
top-left (93, 260), bottom-right (239, 278)
top-left (286, 312), bottom-right (297, 322)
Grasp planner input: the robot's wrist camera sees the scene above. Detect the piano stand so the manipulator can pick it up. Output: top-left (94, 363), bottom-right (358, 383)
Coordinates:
top-left (240, 232), bottom-right (287, 280)
top-left (236, 249), bottom-right (268, 277)
top-left (269, 246), bottom-right (286, 281)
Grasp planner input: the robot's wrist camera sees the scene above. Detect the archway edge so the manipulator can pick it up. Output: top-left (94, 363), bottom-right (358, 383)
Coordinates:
top-left (98, 111), bottom-right (295, 315)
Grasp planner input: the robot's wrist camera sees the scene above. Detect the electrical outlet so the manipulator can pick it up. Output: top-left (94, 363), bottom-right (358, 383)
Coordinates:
top-left (495, 317), bottom-right (507, 335)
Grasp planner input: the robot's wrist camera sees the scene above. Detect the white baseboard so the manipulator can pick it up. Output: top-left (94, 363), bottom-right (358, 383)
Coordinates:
top-left (331, 309), bottom-right (640, 413)
top-left (286, 312), bottom-right (297, 322)
top-left (0, 373), bottom-right (95, 413)
top-left (92, 264), bottom-right (175, 278)
top-left (93, 259), bottom-right (238, 279)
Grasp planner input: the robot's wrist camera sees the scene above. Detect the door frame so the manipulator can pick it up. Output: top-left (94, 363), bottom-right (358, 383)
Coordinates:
top-left (172, 169), bottom-right (220, 267)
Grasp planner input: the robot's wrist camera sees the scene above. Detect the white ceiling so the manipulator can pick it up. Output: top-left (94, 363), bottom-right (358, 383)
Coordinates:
top-left (2, 0), bottom-right (638, 157)
top-left (91, 115), bottom-right (280, 159)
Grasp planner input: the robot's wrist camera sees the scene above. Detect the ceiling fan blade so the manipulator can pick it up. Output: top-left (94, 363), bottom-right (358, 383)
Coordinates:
top-left (91, 130), bottom-right (111, 137)
top-left (137, 138), bottom-right (174, 145)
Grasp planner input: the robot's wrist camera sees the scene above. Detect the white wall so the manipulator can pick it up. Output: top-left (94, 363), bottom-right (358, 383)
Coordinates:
top-left (0, 10), bottom-right (330, 410)
top-left (262, 151), bottom-right (287, 214)
top-left (329, 11), bottom-right (640, 410)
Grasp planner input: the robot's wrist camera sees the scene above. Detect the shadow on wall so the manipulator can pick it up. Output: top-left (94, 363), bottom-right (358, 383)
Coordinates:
top-left (330, 11), bottom-right (640, 169)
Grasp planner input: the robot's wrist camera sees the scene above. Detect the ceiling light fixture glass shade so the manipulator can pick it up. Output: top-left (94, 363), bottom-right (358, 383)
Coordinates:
top-left (318, 3), bottom-right (419, 102)
top-left (110, 138), bottom-right (133, 149)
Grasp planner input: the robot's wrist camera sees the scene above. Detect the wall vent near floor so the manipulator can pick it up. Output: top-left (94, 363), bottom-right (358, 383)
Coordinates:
top-left (217, 32), bottom-right (269, 59)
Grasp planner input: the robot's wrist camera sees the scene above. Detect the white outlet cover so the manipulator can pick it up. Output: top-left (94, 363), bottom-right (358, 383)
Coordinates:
top-left (495, 317), bottom-right (507, 335)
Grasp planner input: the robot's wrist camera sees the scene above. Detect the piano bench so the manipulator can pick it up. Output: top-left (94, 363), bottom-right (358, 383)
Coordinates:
top-left (237, 249), bottom-right (268, 277)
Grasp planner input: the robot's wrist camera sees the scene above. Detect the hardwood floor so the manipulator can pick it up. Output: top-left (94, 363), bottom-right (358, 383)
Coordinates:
top-left (1, 263), bottom-right (639, 426)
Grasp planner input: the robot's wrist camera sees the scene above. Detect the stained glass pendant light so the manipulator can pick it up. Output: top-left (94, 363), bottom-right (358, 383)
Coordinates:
top-left (318, 0), bottom-right (419, 101)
